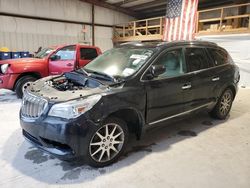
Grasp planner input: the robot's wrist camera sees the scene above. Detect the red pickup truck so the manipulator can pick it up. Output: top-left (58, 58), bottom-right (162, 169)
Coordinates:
top-left (0, 44), bottom-right (101, 98)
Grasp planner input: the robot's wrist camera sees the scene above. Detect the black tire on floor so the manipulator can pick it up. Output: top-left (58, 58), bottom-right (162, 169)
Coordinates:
top-left (15, 76), bottom-right (37, 98)
top-left (85, 117), bottom-right (129, 167)
top-left (210, 88), bottom-right (234, 120)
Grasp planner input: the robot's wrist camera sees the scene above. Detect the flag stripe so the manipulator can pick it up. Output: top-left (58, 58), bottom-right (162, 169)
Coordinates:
top-left (183, 0), bottom-right (192, 41)
top-left (188, 0), bottom-right (196, 40)
top-left (162, 0), bottom-right (198, 42)
top-left (168, 19), bottom-right (173, 41)
top-left (179, 0), bottom-right (187, 41)
top-left (191, 0), bottom-right (199, 40)
top-left (163, 19), bottom-right (169, 41)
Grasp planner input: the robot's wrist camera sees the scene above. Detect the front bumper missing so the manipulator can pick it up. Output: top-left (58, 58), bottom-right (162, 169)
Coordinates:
top-left (23, 130), bottom-right (74, 159)
top-left (20, 113), bottom-right (96, 160)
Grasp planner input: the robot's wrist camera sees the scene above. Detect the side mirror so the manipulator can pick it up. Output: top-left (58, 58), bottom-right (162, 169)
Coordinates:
top-left (50, 54), bottom-right (60, 61)
top-left (145, 65), bottom-right (166, 80)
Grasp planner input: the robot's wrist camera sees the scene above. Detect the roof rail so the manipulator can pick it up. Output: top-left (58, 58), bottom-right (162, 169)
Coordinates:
top-left (119, 41), bottom-right (144, 46)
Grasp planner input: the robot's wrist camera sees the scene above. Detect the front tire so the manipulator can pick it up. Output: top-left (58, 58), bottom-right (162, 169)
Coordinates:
top-left (210, 89), bottom-right (234, 120)
top-left (15, 76), bottom-right (37, 98)
top-left (86, 117), bottom-right (129, 167)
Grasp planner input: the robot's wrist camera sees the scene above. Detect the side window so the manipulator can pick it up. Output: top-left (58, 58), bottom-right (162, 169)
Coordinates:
top-left (80, 48), bottom-right (98, 60)
top-left (207, 48), bottom-right (229, 66)
top-left (185, 48), bottom-right (210, 72)
top-left (155, 49), bottom-right (186, 78)
top-left (55, 46), bottom-right (76, 60)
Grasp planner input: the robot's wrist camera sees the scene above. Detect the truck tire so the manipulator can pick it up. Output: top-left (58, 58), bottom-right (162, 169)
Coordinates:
top-left (15, 76), bottom-right (37, 98)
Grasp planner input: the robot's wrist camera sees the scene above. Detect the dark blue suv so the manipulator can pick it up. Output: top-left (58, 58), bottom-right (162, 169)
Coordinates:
top-left (20, 41), bottom-right (240, 167)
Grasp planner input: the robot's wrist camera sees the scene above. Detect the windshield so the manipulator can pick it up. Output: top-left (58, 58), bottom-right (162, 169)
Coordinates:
top-left (35, 48), bottom-right (54, 58)
top-left (84, 48), bottom-right (155, 78)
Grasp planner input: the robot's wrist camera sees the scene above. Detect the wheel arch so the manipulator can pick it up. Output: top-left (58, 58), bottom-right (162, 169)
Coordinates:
top-left (106, 108), bottom-right (145, 140)
top-left (222, 84), bottom-right (237, 100)
top-left (13, 72), bottom-right (41, 90)
top-left (226, 85), bottom-right (236, 99)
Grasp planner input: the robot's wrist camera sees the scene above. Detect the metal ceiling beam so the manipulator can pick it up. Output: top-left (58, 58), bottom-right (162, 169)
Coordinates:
top-left (140, 0), bottom-right (237, 18)
top-left (137, 4), bottom-right (166, 13)
top-left (0, 11), bottom-right (114, 28)
top-left (132, 0), bottom-right (166, 10)
top-left (140, 10), bottom-right (166, 19)
top-left (80, 0), bottom-right (138, 18)
top-left (198, 0), bottom-right (235, 9)
top-left (113, 0), bottom-right (137, 7)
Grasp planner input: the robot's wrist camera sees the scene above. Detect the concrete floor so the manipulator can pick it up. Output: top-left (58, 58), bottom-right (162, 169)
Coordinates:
top-left (0, 88), bottom-right (250, 188)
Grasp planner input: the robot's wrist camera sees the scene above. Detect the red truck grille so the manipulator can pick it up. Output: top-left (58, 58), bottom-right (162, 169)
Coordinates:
top-left (21, 91), bottom-right (48, 118)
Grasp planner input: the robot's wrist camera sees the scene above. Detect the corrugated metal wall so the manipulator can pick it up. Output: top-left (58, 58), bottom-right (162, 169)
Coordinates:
top-left (0, 0), bottom-right (133, 52)
top-left (198, 34), bottom-right (250, 87)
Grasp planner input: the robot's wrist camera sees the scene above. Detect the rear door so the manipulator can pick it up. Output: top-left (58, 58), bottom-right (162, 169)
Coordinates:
top-left (206, 48), bottom-right (235, 97)
top-left (183, 46), bottom-right (215, 111)
top-left (76, 47), bottom-right (99, 69)
top-left (48, 45), bottom-right (76, 75)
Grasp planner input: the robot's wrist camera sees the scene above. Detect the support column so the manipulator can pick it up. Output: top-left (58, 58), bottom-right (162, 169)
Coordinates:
top-left (92, 4), bottom-right (95, 46)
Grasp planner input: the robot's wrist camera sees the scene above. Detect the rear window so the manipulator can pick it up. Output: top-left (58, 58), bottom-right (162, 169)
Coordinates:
top-left (80, 48), bottom-right (98, 60)
top-left (207, 48), bottom-right (230, 66)
top-left (185, 48), bottom-right (210, 72)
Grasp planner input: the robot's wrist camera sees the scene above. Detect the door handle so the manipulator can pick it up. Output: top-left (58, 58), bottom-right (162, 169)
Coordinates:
top-left (212, 77), bottom-right (220, 82)
top-left (182, 84), bottom-right (192, 90)
top-left (67, 63), bottom-right (73, 66)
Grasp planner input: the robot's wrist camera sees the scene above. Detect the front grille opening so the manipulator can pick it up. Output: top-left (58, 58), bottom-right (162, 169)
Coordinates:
top-left (40, 137), bottom-right (72, 151)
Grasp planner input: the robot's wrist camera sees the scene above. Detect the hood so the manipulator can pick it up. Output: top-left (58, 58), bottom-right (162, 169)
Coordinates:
top-left (26, 72), bottom-right (113, 103)
top-left (0, 58), bottom-right (45, 65)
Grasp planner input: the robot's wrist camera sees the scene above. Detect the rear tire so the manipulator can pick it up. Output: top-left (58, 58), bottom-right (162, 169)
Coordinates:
top-left (85, 117), bottom-right (129, 167)
top-left (210, 89), bottom-right (234, 120)
top-left (15, 76), bottom-right (37, 98)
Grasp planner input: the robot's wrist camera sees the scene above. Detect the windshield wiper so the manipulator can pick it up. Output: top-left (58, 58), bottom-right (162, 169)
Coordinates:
top-left (75, 68), bottom-right (91, 77)
top-left (89, 71), bottom-right (116, 82)
top-left (76, 68), bottom-right (116, 82)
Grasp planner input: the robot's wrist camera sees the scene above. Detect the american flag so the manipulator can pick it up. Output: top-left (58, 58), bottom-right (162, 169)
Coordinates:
top-left (162, 0), bottom-right (198, 41)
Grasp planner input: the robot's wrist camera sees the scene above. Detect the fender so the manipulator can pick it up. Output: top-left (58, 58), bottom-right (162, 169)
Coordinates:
top-left (7, 60), bottom-right (48, 77)
top-left (217, 81), bottom-right (237, 101)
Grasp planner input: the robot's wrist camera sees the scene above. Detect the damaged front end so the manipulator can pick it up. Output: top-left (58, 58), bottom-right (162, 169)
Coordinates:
top-left (50, 72), bottom-right (103, 92)
top-left (21, 71), bottom-right (112, 120)
top-left (23, 71), bottom-right (110, 102)
top-left (20, 71), bottom-right (112, 159)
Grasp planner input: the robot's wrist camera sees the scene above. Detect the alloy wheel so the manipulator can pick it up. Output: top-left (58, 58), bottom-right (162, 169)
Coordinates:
top-left (219, 91), bottom-right (232, 116)
top-left (89, 123), bottom-right (125, 163)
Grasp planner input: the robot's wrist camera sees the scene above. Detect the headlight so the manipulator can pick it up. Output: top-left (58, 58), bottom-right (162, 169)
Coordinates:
top-left (1, 64), bottom-right (9, 74)
top-left (48, 95), bottom-right (101, 119)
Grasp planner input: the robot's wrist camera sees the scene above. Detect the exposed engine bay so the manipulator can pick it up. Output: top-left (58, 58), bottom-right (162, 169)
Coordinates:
top-left (49, 72), bottom-right (102, 91)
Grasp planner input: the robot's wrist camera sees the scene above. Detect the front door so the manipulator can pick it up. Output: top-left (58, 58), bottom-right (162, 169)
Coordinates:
top-left (143, 48), bottom-right (189, 125)
top-left (49, 45), bottom-right (76, 75)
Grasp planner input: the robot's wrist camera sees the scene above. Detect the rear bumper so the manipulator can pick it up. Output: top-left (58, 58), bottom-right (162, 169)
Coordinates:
top-left (0, 73), bottom-right (19, 90)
